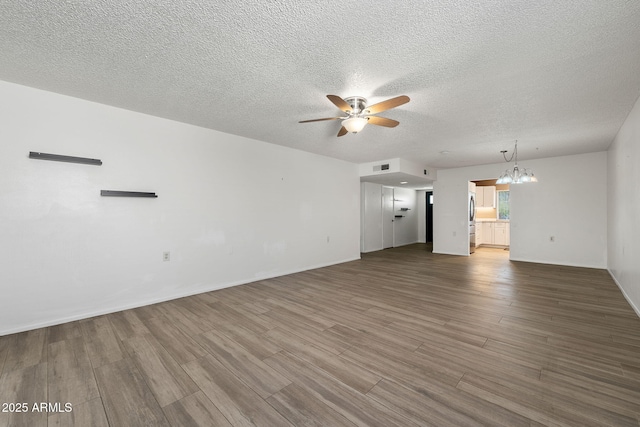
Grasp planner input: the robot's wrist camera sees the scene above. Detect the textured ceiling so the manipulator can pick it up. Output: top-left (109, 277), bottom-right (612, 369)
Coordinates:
top-left (1, 0), bottom-right (640, 168)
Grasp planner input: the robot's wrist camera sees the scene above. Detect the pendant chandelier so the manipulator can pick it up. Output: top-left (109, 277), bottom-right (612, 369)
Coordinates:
top-left (496, 140), bottom-right (538, 184)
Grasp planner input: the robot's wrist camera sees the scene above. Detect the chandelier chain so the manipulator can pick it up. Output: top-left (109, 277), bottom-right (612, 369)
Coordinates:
top-left (501, 140), bottom-right (518, 163)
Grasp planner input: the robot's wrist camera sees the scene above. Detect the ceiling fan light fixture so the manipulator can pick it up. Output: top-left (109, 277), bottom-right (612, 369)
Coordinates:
top-left (299, 94), bottom-right (409, 137)
top-left (343, 117), bottom-right (368, 133)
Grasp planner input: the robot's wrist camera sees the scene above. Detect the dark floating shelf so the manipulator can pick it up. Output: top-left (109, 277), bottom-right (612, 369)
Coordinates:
top-left (101, 190), bottom-right (157, 198)
top-left (29, 151), bottom-right (102, 165)
top-left (394, 215), bottom-right (405, 218)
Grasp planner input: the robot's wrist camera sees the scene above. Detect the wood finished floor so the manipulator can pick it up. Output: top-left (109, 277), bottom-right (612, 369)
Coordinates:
top-left (1, 244), bottom-right (640, 426)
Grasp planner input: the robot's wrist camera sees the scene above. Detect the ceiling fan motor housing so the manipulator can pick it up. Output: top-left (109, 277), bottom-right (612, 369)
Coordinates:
top-left (343, 96), bottom-right (367, 115)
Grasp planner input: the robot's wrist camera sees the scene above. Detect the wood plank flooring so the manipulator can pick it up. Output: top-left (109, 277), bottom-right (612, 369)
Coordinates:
top-left (1, 244), bottom-right (639, 426)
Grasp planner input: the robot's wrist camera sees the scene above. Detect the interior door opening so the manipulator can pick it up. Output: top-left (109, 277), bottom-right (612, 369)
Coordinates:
top-left (425, 191), bottom-right (433, 243)
top-left (471, 178), bottom-right (511, 256)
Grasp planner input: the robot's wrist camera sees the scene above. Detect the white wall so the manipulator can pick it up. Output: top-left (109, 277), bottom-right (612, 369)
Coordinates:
top-left (358, 158), bottom-right (401, 176)
top-left (392, 187), bottom-right (419, 247)
top-left (434, 151), bottom-right (607, 268)
top-left (0, 81), bottom-right (361, 335)
top-left (399, 158), bottom-right (437, 181)
top-left (360, 182), bottom-right (383, 253)
top-left (432, 171), bottom-right (471, 256)
top-left (608, 93), bottom-right (640, 316)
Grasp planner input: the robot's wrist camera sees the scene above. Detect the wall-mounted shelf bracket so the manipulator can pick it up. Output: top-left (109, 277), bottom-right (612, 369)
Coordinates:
top-left (29, 151), bottom-right (102, 165)
top-left (101, 190), bottom-right (157, 198)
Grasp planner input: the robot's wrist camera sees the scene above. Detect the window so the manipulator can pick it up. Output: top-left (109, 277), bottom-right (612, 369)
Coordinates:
top-left (497, 190), bottom-right (510, 220)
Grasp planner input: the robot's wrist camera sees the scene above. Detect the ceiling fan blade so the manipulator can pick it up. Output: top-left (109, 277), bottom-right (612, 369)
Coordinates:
top-left (327, 95), bottom-right (352, 113)
top-left (299, 117), bottom-right (343, 123)
top-left (365, 95), bottom-right (410, 115)
top-left (367, 116), bottom-right (399, 128)
top-left (337, 126), bottom-right (348, 137)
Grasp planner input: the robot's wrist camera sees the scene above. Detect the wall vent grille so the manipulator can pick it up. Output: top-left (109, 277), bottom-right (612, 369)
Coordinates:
top-left (373, 164), bottom-right (390, 172)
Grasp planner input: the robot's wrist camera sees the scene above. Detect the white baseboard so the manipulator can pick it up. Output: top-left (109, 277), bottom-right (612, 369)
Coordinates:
top-left (393, 240), bottom-right (421, 248)
top-left (508, 256), bottom-right (606, 270)
top-left (361, 241), bottom-right (424, 254)
top-left (361, 247), bottom-right (383, 253)
top-left (432, 250), bottom-right (467, 256)
top-left (608, 269), bottom-right (640, 319)
top-left (0, 256), bottom-right (361, 336)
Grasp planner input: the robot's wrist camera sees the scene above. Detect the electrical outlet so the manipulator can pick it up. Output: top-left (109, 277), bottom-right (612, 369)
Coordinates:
top-left (163, 251), bottom-right (170, 261)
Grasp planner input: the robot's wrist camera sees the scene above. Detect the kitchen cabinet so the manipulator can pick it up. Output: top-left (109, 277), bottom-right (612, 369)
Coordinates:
top-left (476, 186), bottom-right (496, 208)
top-left (494, 222), bottom-right (508, 245)
top-left (477, 221), bottom-right (510, 246)
top-left (506, 223), bottom-right (510, 245)
top-left (480, 222), bottom-right (492, 244)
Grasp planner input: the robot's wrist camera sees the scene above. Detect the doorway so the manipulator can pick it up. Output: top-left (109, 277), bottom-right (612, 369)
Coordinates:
top-left (471, 179), bottom-right (511, 254)
top-left (425, 191), bottom-right (433, 243)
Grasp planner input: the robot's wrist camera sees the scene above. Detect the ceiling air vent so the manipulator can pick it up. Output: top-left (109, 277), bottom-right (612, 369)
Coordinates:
top-left (373, 164), bottom-right (390, 172)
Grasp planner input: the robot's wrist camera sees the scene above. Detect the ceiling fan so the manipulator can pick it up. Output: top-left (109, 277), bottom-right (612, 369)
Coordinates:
top-left (299, 94), bottom-right (410, 137)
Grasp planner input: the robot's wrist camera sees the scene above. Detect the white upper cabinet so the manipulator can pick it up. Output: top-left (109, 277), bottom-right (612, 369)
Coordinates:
top-left (476, 186), bottom-right (496, 208)
top-left (476, 188), bottom-right (484, 207)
